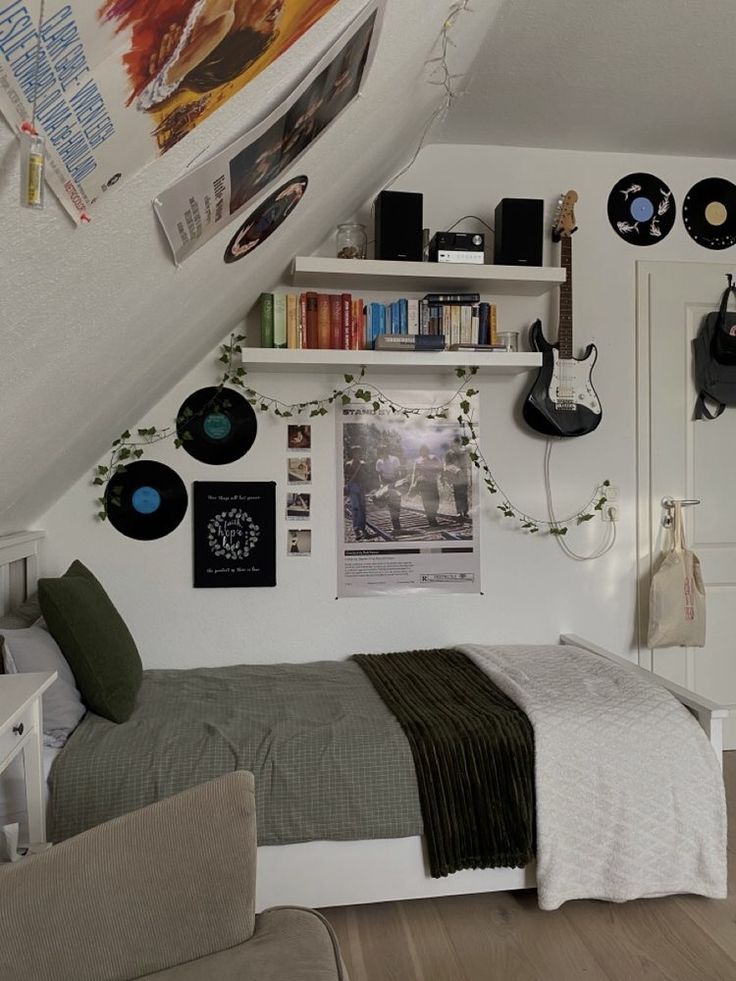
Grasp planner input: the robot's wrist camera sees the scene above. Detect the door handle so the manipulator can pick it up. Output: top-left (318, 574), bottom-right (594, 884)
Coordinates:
top-left (662, 497), bottom-right (700, 528)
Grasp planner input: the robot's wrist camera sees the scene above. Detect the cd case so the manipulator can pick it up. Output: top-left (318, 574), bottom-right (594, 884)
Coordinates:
top-left (193, 481), bottom-right (276, 588)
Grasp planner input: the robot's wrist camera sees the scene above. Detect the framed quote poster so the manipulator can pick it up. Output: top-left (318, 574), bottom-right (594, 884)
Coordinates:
top-left (193, 481), bottom-right (275, 588)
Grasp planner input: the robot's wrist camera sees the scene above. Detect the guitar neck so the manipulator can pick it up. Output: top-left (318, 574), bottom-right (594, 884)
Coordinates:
top-left (558, 235), bottom-right (573, 360)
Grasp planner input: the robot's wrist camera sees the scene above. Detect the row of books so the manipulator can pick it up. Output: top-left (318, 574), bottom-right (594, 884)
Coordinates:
top-left (258, 292), bottom-right (498, 350)
top-left (260, 292), bottom-right (365, 350)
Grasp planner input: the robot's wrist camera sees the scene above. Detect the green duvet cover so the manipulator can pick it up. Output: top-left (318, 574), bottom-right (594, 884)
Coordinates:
top-left (49, 661), bottom-right (423, 844)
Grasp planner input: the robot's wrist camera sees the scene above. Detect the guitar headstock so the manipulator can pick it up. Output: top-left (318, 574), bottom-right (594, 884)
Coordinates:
top-left (552, 190), bottom-right (578, 242)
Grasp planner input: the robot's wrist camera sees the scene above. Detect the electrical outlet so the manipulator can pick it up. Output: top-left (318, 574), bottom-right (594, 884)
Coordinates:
top-left (601, 504), bottom-right (619, 522)
top-left (605, 485), bottom-right (620, 501)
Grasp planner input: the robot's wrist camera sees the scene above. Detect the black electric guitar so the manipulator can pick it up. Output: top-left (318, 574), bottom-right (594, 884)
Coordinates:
top-left (522, 191), bottom-right (602, 438)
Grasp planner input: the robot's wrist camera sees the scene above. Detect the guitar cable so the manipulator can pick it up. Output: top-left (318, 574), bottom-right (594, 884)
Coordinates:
top-left (543, 440), bottom-right (616, 561)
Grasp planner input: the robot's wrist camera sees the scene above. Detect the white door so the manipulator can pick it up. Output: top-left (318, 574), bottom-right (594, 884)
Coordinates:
top-left (637, 261), bottom-right (736, 750)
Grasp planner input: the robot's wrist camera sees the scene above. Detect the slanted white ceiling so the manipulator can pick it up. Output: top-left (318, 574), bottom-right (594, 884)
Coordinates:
top-left (3, 0), bottom-right (736, 534)
top-left (439, 0), bottom-right (736, 158)
top-left (0, 0), bottom-right (504, 533)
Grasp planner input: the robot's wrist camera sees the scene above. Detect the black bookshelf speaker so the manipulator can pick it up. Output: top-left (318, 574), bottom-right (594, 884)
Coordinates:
top-left (374, 190), bottom-right (423, 261)
top-left (494, 198), bottom-right (544, 266)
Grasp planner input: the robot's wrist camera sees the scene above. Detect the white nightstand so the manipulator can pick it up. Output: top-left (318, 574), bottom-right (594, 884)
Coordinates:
top-left (0, 672), bottom-right (56, 844)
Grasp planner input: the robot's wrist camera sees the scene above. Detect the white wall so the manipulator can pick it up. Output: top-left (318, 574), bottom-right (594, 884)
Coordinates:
top-left (41, 142), bottom-right (736, 668)
top-left (0, 0), bottom-right (504, 532)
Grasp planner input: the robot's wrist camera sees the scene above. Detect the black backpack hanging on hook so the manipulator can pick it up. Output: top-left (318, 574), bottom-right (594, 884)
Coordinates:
top-left (693, 275), bottom-right (736, 420)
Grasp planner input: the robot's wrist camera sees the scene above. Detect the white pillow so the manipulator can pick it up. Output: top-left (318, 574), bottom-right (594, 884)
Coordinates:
top-left (1, 625), bottom-right (86, 748)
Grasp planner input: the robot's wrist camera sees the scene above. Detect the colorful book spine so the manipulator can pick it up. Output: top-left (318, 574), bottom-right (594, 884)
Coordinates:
top-left (341, 293), bottom-right (352, 350)
top-left (460, 305), bottom-right (472, 344)
top-left (419, 300), bottom-right (429, 334)
top-left (451, 305), bottom-right (461, 346)
top-left (286, 294), bottom-right (298, 349)
top-left (317, 294), bottom-right (331, 349)
top-left (260, 293), bottom-right (274, 348)
top-left (399, 298), bottom-right (408, 334)
top-left (273, 293), bottom-right (287, 349)
top-left (357, 302), bottom-right (367, 349)
top-left (407, 299), bottom-right (419, 335)
top-left (299, 293), bottom-right (307, 349)
top-left (478, 302), bottom-right (490, 345)
top-left (490, 303), bottom-right (497, 344)
top-left (423, 292), bottom-right (480, 304)
top-left (305, 292), bottom-right (319, 349)
top-left (329, 294), bottom-right (342, 349)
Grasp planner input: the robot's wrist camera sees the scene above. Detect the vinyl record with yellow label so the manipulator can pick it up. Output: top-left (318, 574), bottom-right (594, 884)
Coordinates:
top-left (683, 178), bottom-right (736, 250)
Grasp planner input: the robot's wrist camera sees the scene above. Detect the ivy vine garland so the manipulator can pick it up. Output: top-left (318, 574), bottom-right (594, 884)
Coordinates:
top-left (93, 333), bottom-right (610, 534)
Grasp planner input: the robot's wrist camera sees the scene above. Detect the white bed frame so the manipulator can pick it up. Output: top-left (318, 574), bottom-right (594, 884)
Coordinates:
top-left (1, 531), bottom-right (730, 910)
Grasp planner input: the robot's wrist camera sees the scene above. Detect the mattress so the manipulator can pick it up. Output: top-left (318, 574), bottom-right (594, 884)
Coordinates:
top-left (0, 745), bottom-right (60, 841)
top-left (49, 661), bottom-right (423, 844)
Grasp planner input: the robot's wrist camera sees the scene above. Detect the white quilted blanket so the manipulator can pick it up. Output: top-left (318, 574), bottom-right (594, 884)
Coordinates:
top-left (457, 644), bottom-right (727, 910)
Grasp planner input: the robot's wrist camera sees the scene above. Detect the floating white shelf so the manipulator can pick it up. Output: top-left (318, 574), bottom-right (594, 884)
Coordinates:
top-left (291, 256), bottom-right (565, 296)
top-left (241, 348), bottom-right (542, 375)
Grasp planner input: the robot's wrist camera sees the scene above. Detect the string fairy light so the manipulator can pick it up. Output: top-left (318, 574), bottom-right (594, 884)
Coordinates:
top-left (387, 0), bottom-right (473, 187)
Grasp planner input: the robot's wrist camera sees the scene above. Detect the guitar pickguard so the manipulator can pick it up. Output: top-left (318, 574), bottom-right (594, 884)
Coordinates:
top-left (547, 349), bottom-right (601, 415)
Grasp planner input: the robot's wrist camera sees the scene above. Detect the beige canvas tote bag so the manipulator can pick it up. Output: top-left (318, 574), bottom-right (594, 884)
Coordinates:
top-left (647, 502), bottom-right (706, 648)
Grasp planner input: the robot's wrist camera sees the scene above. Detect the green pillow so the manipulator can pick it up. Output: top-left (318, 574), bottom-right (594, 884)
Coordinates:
top-left (38, 563), bottom-right (142, 723)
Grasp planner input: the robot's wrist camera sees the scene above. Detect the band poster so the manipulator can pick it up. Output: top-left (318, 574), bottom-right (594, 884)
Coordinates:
top-left (0, 0), bottom-right (344, 222)
top-left (337, 391), bottom-right (481, 598)
top-left (153, 0), bottom-right (378, 263)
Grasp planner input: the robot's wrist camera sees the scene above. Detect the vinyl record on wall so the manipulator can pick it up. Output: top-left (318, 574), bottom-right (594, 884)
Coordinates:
top-left (176, 386), bottom-right (257, 465)
top-left (105, 461), bottom-right (188, 541)
top-left (607, 173), bottom-right (675, 245)
top-left (683, 178), bottom-right (736, 250)
top-left (223, 176), bottom-right (308, 263)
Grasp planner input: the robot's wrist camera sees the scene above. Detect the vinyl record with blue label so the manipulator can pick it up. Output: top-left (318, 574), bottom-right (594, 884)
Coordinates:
top-left (683, 178), bottom-right (736, 250)
top-left (607, 173), bottom-right (675, 245)
top-left (105, 461), bottom-right (188, 540)
top-left (176, 386), bottom-right (257, 465)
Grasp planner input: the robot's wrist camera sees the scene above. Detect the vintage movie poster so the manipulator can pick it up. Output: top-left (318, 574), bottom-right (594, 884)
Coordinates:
top-left (0, 0), bottom-right (343, 222)
top-left (193, 480), bottom-right (275, 587)
top-left (336, 392), bottom-right (481, 598)
top-left (153, 0), bottom-right (378, 263)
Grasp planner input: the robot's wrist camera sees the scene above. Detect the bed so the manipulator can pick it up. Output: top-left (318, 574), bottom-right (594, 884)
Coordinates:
top-left (0, 531), bottom-right (730, 910)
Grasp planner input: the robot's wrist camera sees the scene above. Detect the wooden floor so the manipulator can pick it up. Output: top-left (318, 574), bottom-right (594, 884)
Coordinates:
top-left (322, 752), bottom-right (736, 981)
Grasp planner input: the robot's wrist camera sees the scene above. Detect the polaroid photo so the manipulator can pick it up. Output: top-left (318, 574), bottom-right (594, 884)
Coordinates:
top-left (286, 492), bottom-right (310, 519)
top-left (288, 424), bottom-right (311, 450)
top-left (288, 456), bottom-right (311, 483)
top-left (287, 529), bottom-right (311, 556)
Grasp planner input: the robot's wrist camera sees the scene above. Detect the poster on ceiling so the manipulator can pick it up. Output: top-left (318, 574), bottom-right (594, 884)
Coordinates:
top-left (0, 0), bottom-right (345, 223)
top-left (153, 0), bottom-right (379, 264)
top-left (336, 391), bottom-right (481, 599)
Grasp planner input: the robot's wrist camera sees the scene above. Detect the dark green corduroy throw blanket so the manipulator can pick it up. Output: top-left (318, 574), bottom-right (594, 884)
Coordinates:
top-left (353, 648), bottom-right (535, 878)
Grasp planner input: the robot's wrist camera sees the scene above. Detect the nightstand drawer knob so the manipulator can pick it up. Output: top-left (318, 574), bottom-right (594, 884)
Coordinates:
top-left (12, 723), bottom-right (24, 736)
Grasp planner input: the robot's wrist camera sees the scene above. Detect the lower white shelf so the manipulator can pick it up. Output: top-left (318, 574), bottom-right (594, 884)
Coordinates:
top-left (241, 349), bottom-right (542, 375)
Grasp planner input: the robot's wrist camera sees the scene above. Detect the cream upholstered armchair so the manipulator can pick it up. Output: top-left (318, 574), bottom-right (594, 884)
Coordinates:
top-left (0, 771), bottom-right (348, 981)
